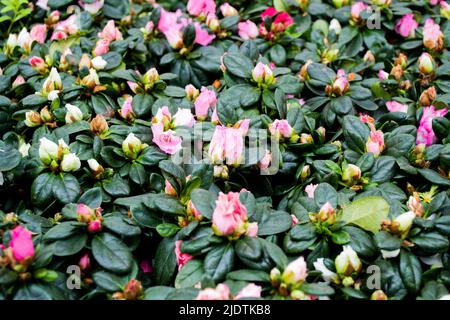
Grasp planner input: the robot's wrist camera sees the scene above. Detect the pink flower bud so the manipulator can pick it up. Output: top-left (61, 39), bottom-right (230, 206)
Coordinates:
top-left (9, 226), bottom-right (35, 263)
top-left (175, 240), bottom-right (193, 270)
top-left (79, 253), bottom-right (91, 271)
top-left (194, 87), bottom-right (216, 120)
top-left (237, 20), bottom-right (259, 40)
top-left (87, 220), bottom-right (102, 233)
top-left (77, 204), bottom-right (92, 222)
top-left (98, 20), bottom-right (122, 42)
top-left (366, 130), bottom-right (385, 157)
top-left (220, 3), bottom-right (238, 16)
top-left (93, 38), bottom-right (110, 56)
top-left (282, 256), bottom-right (308, 285)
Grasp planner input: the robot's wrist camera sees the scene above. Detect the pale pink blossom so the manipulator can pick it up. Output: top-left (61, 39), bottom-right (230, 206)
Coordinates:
top-left (350, 2), bottom-right (368, 21)
top-left (395, 14), bottom-right (418, 38)
top-left (386, 101), bottom-right (408, 113)
top-left (93, 38), bottom-right (110, 56)
top-left (195, 87), bottom-right (217, 120)
top-left (54, 14), bottom-right (79, 35)
top-left (80, 0), bottom-right (104, 14)
top-left (30, 24), bottom-right (47, 44)
top-left (234, 284), bottom-right (262, 300)
top-left (212, 191), bottom-right (248, 236)
top-left (151, 123), bottom-right (182, 154)
top-left (269, 119), bottom-right (293, 139)
top-left (305, 183), bottom-right (318, 198)
top-left (187, 0), bottom-right (216, 17)
top-left (120, 97), bottom-right (134, 119)
top-left (98, 20), bottom-right (123, 41)
top-left (173, 108), bottom-right (195, 128)
top-left (378, 70), bottom-right (389, 80)
top-left (196, 284), bottom-right (231, 300)
top-left (238, 20), bottom-right (259, 40)
top-left (423, 18), bottom-right (443, 51)
top-left (220, 3), bottom-right (238, 16)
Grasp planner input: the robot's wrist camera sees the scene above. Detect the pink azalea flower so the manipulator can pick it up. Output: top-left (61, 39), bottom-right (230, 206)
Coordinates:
top-left (196, 284), bottom-right (231, 300)
top-left (416, 105), bottom-right (448, 145)
top-left (194, 87), bottom-right (217, 120)
top-left (386, 101), bottom-right (408, 113)
top-left (79, 0), bottom-right (104, 14)
top-left (395, 14), bottom-right (418, 38)
top-left (30, 24), bottom-right (47, 44)
top-left (212, 191), bottom-right (248, 236)
top-left (269, 119), bottom-right (293, 139)
top-left (234, 284), bottom-right (262, 300)
top-left (187, 0), bottom-right (216, 17)
top-left (194, 23), bottom-right (215, 46)
top-left (423, 18), bottom-right (443, 51)
top-left (98, 20), bottom-right (123, 41)
top-left (93, 38), bottom-right (110, 56)
top-left (151, 123), bottom-right (182, 154)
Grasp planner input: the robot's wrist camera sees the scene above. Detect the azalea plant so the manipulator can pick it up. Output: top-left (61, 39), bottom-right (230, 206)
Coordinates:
top-left (0, 0), bottom-right (449, 301)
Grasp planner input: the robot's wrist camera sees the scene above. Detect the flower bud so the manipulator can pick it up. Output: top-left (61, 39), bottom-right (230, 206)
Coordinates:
top-left (91, 56), bottom-right (107, 70)
top-left (220, 3), bottom-right (238, 16)
top-left (329, 19), bottom-right (341, 35)
top-left (281, 256), bottom-right (308, 287)
top-left (332, 72), bottom-right (349, 96)
top-left (394, 53), bottom-right (408, 69)
top-left (87, 159), bottom-right (103, 172)
top-left (87, 220), bottom-right (102, 233)
top-left (207, 16), bottom-right (220, 32)
top-left (252, 62), bottom-right (275, 86)
top-left (185, 84), bottom-right (199, 101)
top-left (29, 56), bottom-right (47, 73)
top-left (390, 211), bottom-right (415, 238)
top-left (332, 0), bottom-right (349, 7)
top-left (300, 133), bottom-right (313, 144)
top-left (371, 290), bottom-right (388, 300)
top-left (90, 114), bottom-right (109, 135)
top-left (77, 204), bottom-right (92, 223)
top-left (142, 68), bottom-right (159, 87)
top-left (418, 53), bottom-right (435, 74)
top-left (390, 64), bottom-right (403, 80)
top-left (122, 133), bottom-right (145, 159)
top-left (39, 137), bottom-right (58, 165)
top-left (441, 1), bottom-right (450, 19)
top-left (317, 202), bottom-right (336, 224)
top-left (81, 68), bottom-right (100, 89)
top-left (65, 104), bottom-right (83, 124)
top-left (41, 67), bottom-right (63, 97)
top-left (79, 253), bottom-right (91, 271)
top-left (363, 50), bottom-right (375, 63)
top-left (419, 86), bottom-right (436, 106)
top-left (270, 267), bottom-right (281, 286)
top-left (407, 194), bottom-right (424, 217)
top-left (335, 246), bottom-right (362, 277)
top-left (123, 279), bottom-right (143, 300)
top-left (378, 70), bottom-right (389, 80)
top-left (300, 165), bottom-right (311, 181)
top-left (213, 165), bottom-right (229, 180)
top-left (342, 164), bottom-right (361, 183)
top-left (79, 53), bottom-right (92, 70)
top-left (60, 153), bottom-right (81, 172)
top-left (164, 180), bottom-right (177, 196)
top-left (322, 48), bottom-right (339, 64)
top-left (25, 110), bottom-right (42, 127)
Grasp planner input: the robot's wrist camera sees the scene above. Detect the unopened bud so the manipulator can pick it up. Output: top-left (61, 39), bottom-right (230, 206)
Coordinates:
top-left (418, 53), bottom-right (435, 74)
top-left (25, 110), bottom-right (42, 127)
top-left (90, 114), bottom-right (109, 135)
top-left (371, 290), bottom-right (388, 300)
top-left (419, 86), bottom-right (436, 106)
top-left (335, 246), bottom-right (362, 277)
